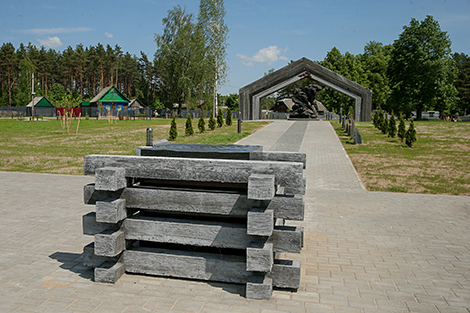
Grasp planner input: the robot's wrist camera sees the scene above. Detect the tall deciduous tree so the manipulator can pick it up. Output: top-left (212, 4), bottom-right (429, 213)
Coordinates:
top-left (360, 41), bottom-right (392, 111)
top-left (197, 0), bottom-right (228, 117)
top-left (387, 15), bottom-right (457, 119)
top-left (319, 47), bottom-right (366, 114)
top-left (453, 52), bottom-right (470, 115)
top-left (155, 5), bottom-right (205, 114)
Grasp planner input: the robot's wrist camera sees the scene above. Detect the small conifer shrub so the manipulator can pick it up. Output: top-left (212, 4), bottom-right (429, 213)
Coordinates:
top-left (217, 108), bottom-right (224, 127)
top-left (185, 114), bottom-right (194, 136)
top-left (381, 114), bottom-right (389, 134)
top-left (198, 114), bottom-right (205, 133)
top-left (168, 116), bottom-right (178, 141)
top-left (225, 108), bottom-right (232, 126)
top-left (405, 119), bottom-right (417, 147)
top-left (372, 111), bottom-right (378, 128)
top-left (208, 111), bottom-right (216, 130)
top-left (388, 111), bottom-right (397, 138)
top-left (378, 108), bottom-right (385, 132)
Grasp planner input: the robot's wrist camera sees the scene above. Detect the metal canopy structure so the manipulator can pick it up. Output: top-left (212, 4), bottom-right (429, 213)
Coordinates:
top-left (239, 57), bottom-right (372, 122)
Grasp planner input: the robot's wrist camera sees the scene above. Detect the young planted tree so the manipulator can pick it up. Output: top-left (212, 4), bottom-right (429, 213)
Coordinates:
top-left (397, 112), bottom-right (406, 142)
top-left (381, 113), bottom-right (389, 134)
top-left (225, 108), bottom-right (232, 126)
top-left (169, 116), bottom-right (178, 141)
top-left (388, 111), bottom-right (397, 138)
top-left (405, 119), bottom-right (417, 147)
top-left (377, 108), bottom-right (385, 132)
top-left (185, 114), bottom-right (194, 136)
top-left (208, 110), bottom-right (216, 130)
top-left (57, 93), bottom-right (81, 135)
top-left (372, 111), bottom-right (378, 129)
top-left (198, 114), bottom-right (205, 133)
top-left (216, 108), bottom-right (224, 127)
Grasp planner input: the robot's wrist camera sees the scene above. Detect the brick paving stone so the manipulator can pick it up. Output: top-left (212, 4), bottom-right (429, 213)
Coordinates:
top-left (0, 120), bottom-right (469, 312)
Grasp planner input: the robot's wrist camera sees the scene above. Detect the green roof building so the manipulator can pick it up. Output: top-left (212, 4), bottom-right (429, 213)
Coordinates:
top-left (90, 86), bottom-right (130, 113)
top-left (26, 96), bottom-right (54, 107)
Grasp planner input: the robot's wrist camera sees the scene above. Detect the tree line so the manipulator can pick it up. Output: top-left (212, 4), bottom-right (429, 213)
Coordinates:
top-left (277, 16), bottom-right (470, 119)
top-left (1, 13), bottom-right (469, 118)
top-left (0, 0), bottom-right (228, 112)
top-left (0, 42), bottom-right (160, 108)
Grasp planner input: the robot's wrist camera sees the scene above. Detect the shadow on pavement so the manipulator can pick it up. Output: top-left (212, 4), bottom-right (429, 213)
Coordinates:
top-left (49, 251), bottom-right (94, 280)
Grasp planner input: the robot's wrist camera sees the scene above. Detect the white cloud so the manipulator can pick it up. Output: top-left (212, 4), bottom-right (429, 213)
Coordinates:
top-left (21, 27), bottom-right (92, 35)
top-left (237, 46), bottom-right (289, 66)
top-left (37, 36), bottom-right (63, 48)
top-left (104, 32), bottom-right (114, 38)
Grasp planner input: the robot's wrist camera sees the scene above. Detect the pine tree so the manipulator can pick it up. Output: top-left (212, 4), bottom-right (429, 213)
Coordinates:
top-left (217, 108), bottom-right (224, 127)
top-left (185, 114), bottom-right (194, 136)
top-left (388, 111), bottom-right (397, 138)
top-left (397, 112), bottom-right (406, 142)
top-left (208, 110), bottom-right (216, 130)
top-left (198, 114), bottom-right (205, 133)
top-left (169, 116), bottom-right (178, 141)
top-left (225, 108), bottom-right (232, 126)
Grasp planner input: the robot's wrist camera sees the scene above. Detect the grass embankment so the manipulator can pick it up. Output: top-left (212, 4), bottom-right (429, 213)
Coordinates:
top-left (0, 118), bottom-right (268, 175)
top-left (333, 120), bottom-right (470, 196)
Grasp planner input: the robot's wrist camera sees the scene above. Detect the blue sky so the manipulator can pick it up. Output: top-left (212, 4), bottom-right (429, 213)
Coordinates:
top-left (1, 0), bottom-right (469, 95)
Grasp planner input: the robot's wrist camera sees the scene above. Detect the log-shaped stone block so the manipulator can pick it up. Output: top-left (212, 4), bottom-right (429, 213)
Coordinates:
top-left (84, 183), bottom-right (304, 221)
top-left (94, 230), bottom-right (125, 257)
top-left (95, 167), bottom-right (126, 191)
top-left (269, 226), bottom-right (302, 253)
top-left (248, 174), bottom-right (275, 200)
top-left (250, 151), bottom-right (306, 169)
top-left (272, 259), bottom-right (301, 289)
top-left (94, 261), bottom-right (125, 283)
top-left (82, 243), bottom-right (119, 268)
top-left (123, 247), bottom-right (251, 283)
top-left (283, 178), bottom-right (306, 195)
top-left (84, 155), bottom-right (304, 190)
top-left (247, 208), bottom-right (274, 236)
top-left (246, 242), bottom-right (273, 272)
top-left (96, 198), bottom-right (127, 223)
top-left (246, 275), bottom-right (273, 300)
top-left (124, 215), bottom-right (251, 249)
top-left (82, 212), bottom-right (119, 236)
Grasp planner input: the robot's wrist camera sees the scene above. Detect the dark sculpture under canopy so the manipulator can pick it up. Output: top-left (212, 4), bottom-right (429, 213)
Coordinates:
top-left (290, 84), bottom-right (322, 119)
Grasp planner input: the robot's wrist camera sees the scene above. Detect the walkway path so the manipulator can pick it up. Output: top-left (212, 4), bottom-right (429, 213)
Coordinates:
top-left (0, 120), bottom-right (469, 313)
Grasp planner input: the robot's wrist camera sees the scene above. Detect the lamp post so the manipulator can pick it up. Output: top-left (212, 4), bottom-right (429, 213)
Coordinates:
top-left (31, 73), bottom-right (35, 119)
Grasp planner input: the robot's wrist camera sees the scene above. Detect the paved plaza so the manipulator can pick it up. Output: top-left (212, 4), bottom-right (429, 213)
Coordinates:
top-left (0, 120), bottom-right (469, 312)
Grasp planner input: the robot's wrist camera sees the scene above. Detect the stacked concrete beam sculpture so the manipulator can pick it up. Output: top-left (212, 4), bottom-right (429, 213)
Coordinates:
top-left (82, 143), bottom-right (306, 299)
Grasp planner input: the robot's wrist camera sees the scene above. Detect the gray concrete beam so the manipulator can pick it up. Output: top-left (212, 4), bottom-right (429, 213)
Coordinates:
top-left (84, 155), bottom-right (304, 190)
top-left (123, 216), bottom-right (301, 253)
top-left (84, 184), bottom-right (305, 220)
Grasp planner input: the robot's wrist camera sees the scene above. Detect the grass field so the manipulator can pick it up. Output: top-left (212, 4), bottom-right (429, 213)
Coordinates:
top-left (0, 117), bottom-right (268, 175)
top-left (333, 120), bottom-right (470, 196)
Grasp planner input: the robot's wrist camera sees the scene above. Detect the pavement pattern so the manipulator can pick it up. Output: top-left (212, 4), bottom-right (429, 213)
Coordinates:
top-left (0, 120), bottom-right (469, 313)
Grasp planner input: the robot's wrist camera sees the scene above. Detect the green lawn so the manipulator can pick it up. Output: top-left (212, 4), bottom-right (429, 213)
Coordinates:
top-left (0, 117), bottom-right (268, 175)
top-left (333, 120), bottom-right (470, 196)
